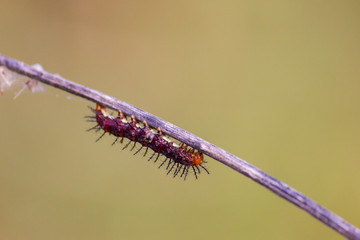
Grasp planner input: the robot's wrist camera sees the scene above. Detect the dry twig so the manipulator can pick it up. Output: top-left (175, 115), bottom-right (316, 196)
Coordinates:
top-left (0, 53), bottom-right (359, 240)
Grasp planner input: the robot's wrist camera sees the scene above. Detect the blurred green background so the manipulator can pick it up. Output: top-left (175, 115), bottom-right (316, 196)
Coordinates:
top-left (1, 1), bottom-right (359, 239)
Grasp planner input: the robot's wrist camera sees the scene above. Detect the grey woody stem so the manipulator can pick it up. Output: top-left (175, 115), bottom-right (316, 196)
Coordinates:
top-left (0, 53), bottom-right (359, 240)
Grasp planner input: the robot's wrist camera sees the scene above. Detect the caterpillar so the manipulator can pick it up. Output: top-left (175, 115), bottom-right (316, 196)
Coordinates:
top-left (86, 104), bottom-right (209, 180)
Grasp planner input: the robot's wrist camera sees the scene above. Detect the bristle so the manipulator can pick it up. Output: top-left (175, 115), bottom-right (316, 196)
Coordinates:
top-left (96, 132), bottom-right (106, 142)
top-left (87, 106), bottom-right (96, 113)
top-left (166, 159), bottom-right (172, 169)
top-left (158, 158), bottom-right (168, 168)
top-left (192, 166), bottom-right (198, 179)
top-left (133, 146), bottom-right (143, 155)
top-left (167, 161), bottom-right (176, 175)
top-left (154, 153), bottom-right (161, 163)
top-left (130, 142), bottom-right (136, 151)
top-left (147, 151), bottom-right (156, 161)
top-left (183, 167), bottom-right (190, 180)
top-left (200, 165), bottom-right (210, 174)
top-left (173, 164), bottom-right (182, 177)
top-left (87, 125), bottom-right (100, 132)
top-left (122, 140), bottom-right (132, 150)
top-left (143, 147), bottom-right (149, 157)
top-left (112, 137), bottom-right (119, 146)
top-left (180, 166), bottom-right (187, 178)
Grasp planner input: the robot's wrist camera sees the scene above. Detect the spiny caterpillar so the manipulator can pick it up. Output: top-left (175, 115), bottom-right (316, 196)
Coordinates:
top-left (86, 104), bottom-right (209, 180)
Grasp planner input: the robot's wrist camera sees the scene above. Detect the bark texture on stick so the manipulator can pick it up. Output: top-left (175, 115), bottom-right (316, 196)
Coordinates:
top-left (0, 53), bottom-right (359, 240)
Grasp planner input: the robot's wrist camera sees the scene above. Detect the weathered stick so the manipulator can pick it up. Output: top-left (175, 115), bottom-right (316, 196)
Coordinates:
top-left (0, 53), bottom-right (359, 240)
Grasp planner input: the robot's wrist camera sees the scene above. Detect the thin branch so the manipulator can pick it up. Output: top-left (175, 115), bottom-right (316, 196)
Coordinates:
top-left (0, 53), bottom-right (359, 240)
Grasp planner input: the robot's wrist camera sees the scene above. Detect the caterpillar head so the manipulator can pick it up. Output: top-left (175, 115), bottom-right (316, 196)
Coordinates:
top-left (192, 152), bottom-right (204, 166)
